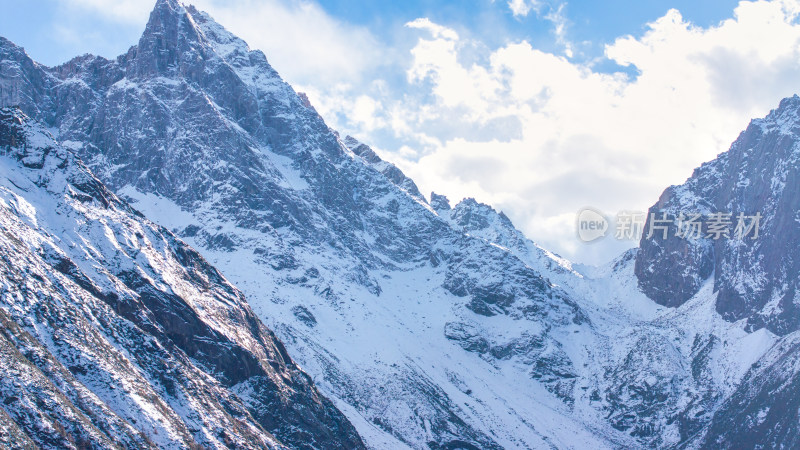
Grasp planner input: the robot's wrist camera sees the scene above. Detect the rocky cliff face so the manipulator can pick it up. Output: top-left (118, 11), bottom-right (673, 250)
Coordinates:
top-left (700, 332), bottom-right (800, 449)
top-left (636, 96), bottom-right (800, 336)
top-left (0, 107), bottom-right (363, 449)
top-left (631, 96), bottom-right (800, 447)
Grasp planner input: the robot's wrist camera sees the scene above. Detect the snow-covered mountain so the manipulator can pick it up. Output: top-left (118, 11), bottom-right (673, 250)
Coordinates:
top-left (0, 2), bottom-right (607, 447)
top-left (635, 96), bottom-right (800, 447)
top-left (0, 108), bottom-right (363, 449)
top-left (1, 0), bottom-right (800, 448)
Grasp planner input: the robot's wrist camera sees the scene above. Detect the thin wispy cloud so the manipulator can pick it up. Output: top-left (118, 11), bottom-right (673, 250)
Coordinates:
top-left (507, 0), bottom-right (541, 18)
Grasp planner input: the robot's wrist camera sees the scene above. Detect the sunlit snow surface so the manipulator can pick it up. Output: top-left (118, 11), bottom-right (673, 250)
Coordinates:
top-left (121, 179), bottom-right (777, 449)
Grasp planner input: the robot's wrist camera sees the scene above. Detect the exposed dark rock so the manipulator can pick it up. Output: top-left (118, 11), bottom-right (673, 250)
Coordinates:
top-left (636, 96), bottom-right (800, 335)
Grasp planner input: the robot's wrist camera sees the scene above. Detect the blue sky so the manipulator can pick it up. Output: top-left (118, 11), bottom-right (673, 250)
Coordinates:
top-left (1, 0), bottom-right (741, 67)
top-left (315, 0), bottom-right (741, 53)
top-left (2, 0), bottom-right (799, 265)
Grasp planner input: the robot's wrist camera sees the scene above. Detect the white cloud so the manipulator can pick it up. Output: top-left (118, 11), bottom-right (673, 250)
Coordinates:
top-left (370, 0), bottom-right (800, 265)
top-left (191, 0), bottom-right (382, 85)
top-left (503, 0), bottom-right (573, 56)
top-left (508, 0), bottom-right (537, 17)
top-left (406, 18), bottom-right (459, 40)
top-left (508, 0), bottom-right (545, 17)
top-left (405, 22), bottom-right (502, 115)
top-left (544, 3), bottom-right (573, 57)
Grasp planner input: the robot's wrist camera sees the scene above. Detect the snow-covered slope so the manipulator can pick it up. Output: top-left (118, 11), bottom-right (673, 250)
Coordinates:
top-left (430, 191), bottom-right (779, 447)
top-left (2, 0), bottom-right (800, 448)
top-left (0, 107), bottom-right (363, 449)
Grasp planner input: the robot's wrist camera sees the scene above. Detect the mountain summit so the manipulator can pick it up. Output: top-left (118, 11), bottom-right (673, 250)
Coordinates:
top-left (0, 1), bottom-right (608, 447)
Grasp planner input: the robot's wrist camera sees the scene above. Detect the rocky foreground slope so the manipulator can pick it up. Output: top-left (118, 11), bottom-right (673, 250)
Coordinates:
top-left (0, 107), bottom-right (363, 449)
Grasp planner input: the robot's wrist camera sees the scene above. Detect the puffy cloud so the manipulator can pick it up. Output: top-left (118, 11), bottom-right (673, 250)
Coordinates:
top-left (374, 0), bottom-right (800, 264)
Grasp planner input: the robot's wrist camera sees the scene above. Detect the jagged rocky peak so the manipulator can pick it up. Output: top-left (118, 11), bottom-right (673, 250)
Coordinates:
top-left (759, 94), bottom-right (800, 133)
top-left (297, 91), bottom-right (317, 112)
top-left (343, 134), bottom-right (380, 162)
top-left (131, 0), bottom-right (285, 88)
top-left (635, 95), bottom-right (800, 334)
top-left (132, 0), bottom-right (280, 79)
top-left (437, 195), bottom-right (577, 278)
top-left (450, 197), bottom-right (514, 231)
top-left (443, 197), bottom-right (519, 244)
top-left (0, 38), bottom-right (55, 123)
top-left (132, 0), bottom-right (205, 77)
top-left (430, 191), bottom-right (451, 211)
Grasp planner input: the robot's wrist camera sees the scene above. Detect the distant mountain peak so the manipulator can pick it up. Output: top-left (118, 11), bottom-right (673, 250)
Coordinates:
top-left (430, 192), bottom-right (451, 211)
top-left (134, 0), bottom-right (204, 77)
top-left (756, 93), bottom-right (800, 135)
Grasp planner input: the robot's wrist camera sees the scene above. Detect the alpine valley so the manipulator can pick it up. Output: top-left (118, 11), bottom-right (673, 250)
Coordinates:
top-left (0, 0), bottom-right (798, 448)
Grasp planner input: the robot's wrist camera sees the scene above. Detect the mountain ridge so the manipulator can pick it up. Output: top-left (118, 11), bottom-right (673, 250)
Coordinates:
top-left (2, 0), bottom-right (800, 448)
